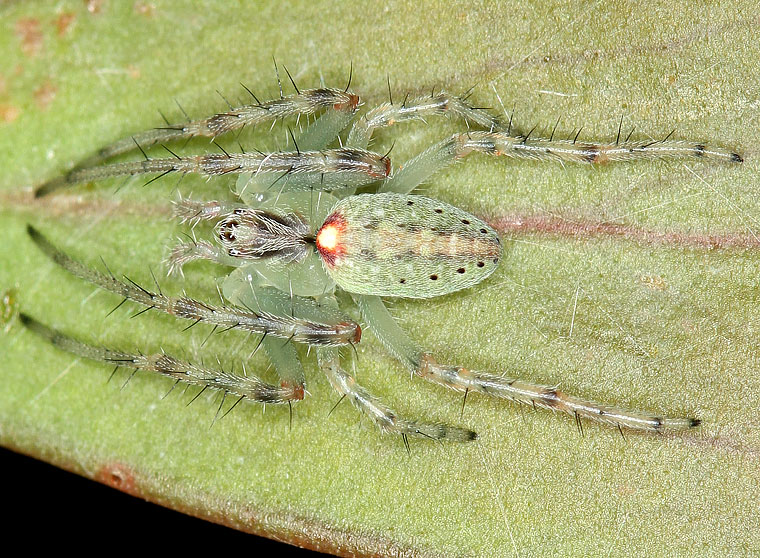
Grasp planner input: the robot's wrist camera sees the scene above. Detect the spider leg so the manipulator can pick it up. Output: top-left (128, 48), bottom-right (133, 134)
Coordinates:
top-left (317, 346), bottom-right (477, 443)
top-left (262, 333), bottom-right (306, 403)
top-left (296, 104), bottom-right (358, 151)
top-left (223, 273), bottom-right (370, 406)
top-left (457, 131), bottom-right (744, 164)
top-left (379, 135), bottom-right (464, 194)
top-left (230, 281), bottom-right (374, 400)
top-left (222, 271), bottom-right (353, 344)
top-left (381, 130), bottom-right (742, 194)
top-left (355, 295), bottom-right (700, 433)
top-left (35, 148), bottom-right (390, 196)
top-left (28, 226), bottom-right (360, 347)
top-left (233, 97), bottom-right (364, 196)
top-left (347, 91), bottom-right (502, 149)
top-left (35, 87), bottom-right (360, 197)
top-left (314, 294), bottom-right (476, 442)
top-left (20, 314), bottom-right (302, 404)
top-left (56, 87), bottom-right (357, 169)
top-left (166, 239), bottom-right (241, 276)
top-left (172, 197), bottom-right (248, 225)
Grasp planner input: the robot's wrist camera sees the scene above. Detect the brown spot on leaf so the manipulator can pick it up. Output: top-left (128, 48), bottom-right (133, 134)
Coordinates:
top-left (616, 483), bottom-right (637, 497)
top-left (34, 81), bottom-right (57, 111)
top-left (15, 18), bottom-right (43, 57)
top-left (127, 64), bottom-right (141, 79)
top-left (640, 274), bottom-right (668, 291)
top-left (0, 105), bottom-right (21, 123)
top-left (95, 462), bottom-right (140, 497)
top-left (55, 12), bottom-right (76, 36)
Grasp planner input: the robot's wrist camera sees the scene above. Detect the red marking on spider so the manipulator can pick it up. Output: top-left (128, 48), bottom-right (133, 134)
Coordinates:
top-left (374, 156), bottom-right (392, 179)
top-left (336, 93), bottom-right (360, 112)
top-left (315, 212), bottom-right (347, 268)
top-left (346, 322), bottom-right (362, 344)
top-left (282, 381), bottom-right (305, 401)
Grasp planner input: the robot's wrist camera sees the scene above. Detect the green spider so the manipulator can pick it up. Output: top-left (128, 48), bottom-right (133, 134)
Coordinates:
top-left (23, 69), bottom-right (742, 445)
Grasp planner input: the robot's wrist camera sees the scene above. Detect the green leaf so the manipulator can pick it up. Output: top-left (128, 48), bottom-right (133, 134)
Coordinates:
top-left (1, 1), bottom-right (758, 555)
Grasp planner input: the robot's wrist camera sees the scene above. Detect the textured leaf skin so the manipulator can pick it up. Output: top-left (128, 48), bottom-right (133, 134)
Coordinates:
top-left (1, 1), bottom-right (759, 556)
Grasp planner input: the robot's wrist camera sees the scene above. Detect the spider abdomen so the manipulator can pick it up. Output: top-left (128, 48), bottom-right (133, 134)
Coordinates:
top-left (315, 193), bottom-right (501, 298)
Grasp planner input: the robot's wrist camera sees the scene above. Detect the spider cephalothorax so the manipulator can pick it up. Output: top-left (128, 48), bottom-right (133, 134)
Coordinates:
top-left (216, 208), bottom-right (312, 262)
top-left (23, 68), bottom-right (741, 444)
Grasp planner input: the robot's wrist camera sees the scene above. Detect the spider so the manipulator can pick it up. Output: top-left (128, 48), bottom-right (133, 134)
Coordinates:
top-left (23, 67), bottom-right (743, 447)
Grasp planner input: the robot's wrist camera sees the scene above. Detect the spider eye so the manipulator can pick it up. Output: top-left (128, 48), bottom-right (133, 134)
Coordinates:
top-left (219, 220), bottom-right (238, 242)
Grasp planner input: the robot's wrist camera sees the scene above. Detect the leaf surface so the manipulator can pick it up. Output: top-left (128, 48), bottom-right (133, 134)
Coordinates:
top-left (1, 2), bottom-right (758, 555)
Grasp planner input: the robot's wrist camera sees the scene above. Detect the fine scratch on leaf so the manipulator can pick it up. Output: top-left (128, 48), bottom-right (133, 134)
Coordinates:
top-left (477, 442), bottom-right (520, 557)
top-left (29, 358), bottom-right (79, 403)
top-left (681, 163), bottom-right (760, 243)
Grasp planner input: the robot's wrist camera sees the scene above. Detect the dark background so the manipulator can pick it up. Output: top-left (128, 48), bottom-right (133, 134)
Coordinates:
top-left (2, 446), bottom-right (329, 554)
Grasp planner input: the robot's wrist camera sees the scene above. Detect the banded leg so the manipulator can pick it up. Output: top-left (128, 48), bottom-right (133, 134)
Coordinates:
top-left (172, 197), bottom-right (248, 225)
top-left (166, 239), bottom-right (242, 277)
top-left (20, 314), bottom-right (302, 405)
top-left (98, 89), bottom-right (359, 163)
top-left (235, 107), bottom-right (364, 195)
top-left (347, 91), bottom-right (502, 149)
top-left (315, 293), bottom-right (476, 443)
top-left (317, 347), bottom-right (477, 444)
top-left (28, 226), bottom-right (360, 346)
top-left (35, 148), bottom-right (391, 196)
top-left (355, 295), bottom-right (700, 433)
top-left (35, 87), bottom-right (360, 197)
top-left (222, 274), bottom-right (364, 405)
top-left (234, 88), bottom-right (364, 196)
top-left (381, 130), bottom-right (743, 194)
